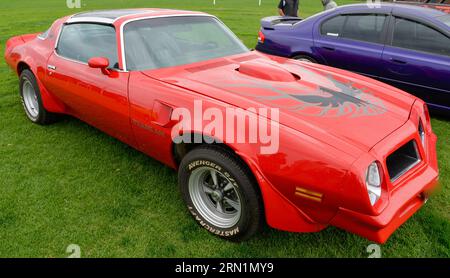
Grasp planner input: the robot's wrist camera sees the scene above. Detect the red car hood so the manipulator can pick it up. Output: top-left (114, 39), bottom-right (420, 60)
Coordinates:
top-left (144, 53), bottom-right (416, 154)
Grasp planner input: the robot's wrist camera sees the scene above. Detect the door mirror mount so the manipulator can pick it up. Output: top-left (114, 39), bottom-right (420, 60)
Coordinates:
top-left (88, 57), bottom-right (111, 75)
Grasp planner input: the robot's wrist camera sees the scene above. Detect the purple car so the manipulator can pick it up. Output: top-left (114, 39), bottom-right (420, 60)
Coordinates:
top-left (256, 4), bottom-right (450, 114)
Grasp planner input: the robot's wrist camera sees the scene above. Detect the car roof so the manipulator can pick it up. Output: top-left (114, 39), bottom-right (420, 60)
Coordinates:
top-left (66, 8), bottom-right (208, 24)
top-left (71, 9), bottom-right (150, 20)
top-left (334, 3), bottom-right (447, 18)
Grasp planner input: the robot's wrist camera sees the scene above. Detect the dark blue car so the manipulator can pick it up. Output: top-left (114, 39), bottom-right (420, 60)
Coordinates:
top-left (256, 4), bottom-right (450, 113)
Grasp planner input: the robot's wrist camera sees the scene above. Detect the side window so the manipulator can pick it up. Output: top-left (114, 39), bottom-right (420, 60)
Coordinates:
top-left (57, 23), bottom-right (119, 68)
top-left (321, 15), bottom-right (346, 37)
top-left (392, 18), bottom-right (450, 56)
top-left (341, 14), bottom-right (387, 44)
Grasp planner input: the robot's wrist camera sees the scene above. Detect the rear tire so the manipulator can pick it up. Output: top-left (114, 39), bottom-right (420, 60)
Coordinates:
top-left (19, 69), bottom-right (57, 125)
top-left (293, 55), bottom-right (317, 63)
top-left (178, 145), bottom-right (264, 241)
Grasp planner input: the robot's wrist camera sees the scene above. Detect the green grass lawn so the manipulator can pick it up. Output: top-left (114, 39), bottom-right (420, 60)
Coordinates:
top-left (0, 0), bottom-right (449, 258)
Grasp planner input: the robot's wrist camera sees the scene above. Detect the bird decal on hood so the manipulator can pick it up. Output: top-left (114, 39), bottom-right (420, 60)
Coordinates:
top-left (220, 67), bottom-right (387, 118)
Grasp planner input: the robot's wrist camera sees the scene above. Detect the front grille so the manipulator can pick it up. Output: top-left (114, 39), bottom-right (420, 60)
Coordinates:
top-left (386, 140), bottom-right (421, 182)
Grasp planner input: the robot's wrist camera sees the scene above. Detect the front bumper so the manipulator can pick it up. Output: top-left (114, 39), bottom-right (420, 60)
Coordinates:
top-left (330, 117), bottom-right (439, 244)
top-left (330, 165), bottom-right (438, 243)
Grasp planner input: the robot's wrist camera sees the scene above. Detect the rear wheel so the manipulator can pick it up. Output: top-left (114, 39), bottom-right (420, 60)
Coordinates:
top-left (178, 145), bottom-right (264, 241)
top-left (19, 69), bottom-right (57, 125)
top-left (293, 55), bottom-right (317, 63)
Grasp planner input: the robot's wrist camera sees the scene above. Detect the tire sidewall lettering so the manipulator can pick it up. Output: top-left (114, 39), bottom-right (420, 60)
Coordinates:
top-left (187, 206), bottom-right (240, 237)
top-left (187, 160), bottom-right (239, 189)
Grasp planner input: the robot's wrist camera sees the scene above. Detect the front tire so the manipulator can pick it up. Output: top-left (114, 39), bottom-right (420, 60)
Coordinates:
top-left (19, 69), bottom-right (57, 125)
top-left (178, 145), bottom-right (263, 241)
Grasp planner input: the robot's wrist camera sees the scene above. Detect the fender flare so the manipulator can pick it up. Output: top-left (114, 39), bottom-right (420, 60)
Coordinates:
top-left (172, 131), bottom-right (327, 233)
top-left (18, 57), bottom-right (66, 114)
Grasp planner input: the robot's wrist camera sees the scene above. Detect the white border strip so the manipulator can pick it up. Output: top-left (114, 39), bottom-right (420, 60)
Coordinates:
top-left (66, 16), bottom-right (114, 24)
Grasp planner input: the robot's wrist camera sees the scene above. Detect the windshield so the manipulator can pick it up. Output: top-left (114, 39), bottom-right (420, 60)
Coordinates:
top-left (437, 14), bottom-right (450, 27)
top-left (123, 16), bottom-right (249, 71)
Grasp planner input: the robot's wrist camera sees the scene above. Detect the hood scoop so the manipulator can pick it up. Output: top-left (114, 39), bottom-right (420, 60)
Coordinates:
top-left (237, 60), bottom-right (299, 82)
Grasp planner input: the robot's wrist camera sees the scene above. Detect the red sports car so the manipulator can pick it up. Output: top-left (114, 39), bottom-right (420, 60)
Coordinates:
top-left (4, 9), bottom-right (439, 243)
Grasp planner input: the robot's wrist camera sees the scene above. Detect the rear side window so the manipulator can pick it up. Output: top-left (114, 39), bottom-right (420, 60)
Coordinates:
top-left (321, 15), bottom-right (346, 37)
top-left (57, 23), bottom-right (119, 68)
top-left (392, 18), bottom-right (450, 56)
top-left (342, 14), bottom-right (387, 44)
top-left (321, 14), bottom-right (387, 44)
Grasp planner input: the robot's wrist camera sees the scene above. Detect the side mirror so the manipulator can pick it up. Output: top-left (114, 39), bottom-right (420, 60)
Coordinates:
top-left (88, 57), bottom-right (111, 75)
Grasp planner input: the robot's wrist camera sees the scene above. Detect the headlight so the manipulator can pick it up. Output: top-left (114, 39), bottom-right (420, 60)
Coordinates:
top-left (366, 161), bottom-right (382, 206)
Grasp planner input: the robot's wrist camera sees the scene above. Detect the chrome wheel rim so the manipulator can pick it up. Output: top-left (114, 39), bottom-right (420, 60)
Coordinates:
top-left (22, 79), bottom-right (39, 118)
top-left (188, 167), bottom-right (241, 228)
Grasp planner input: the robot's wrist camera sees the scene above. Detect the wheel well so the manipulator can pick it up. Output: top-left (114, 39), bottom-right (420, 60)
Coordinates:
top-left (291, 52), bottom-right (320, 63)
top-left (291, 52), bottom-right (312, 58)
top-left (17, 62), bottom-right (30, 76)
top-left (172, 139), bottom-right (259, 189)
top-left (173, 138), bottom-right (240, 167)
top-left (173, 140), bottom-right (202, 166)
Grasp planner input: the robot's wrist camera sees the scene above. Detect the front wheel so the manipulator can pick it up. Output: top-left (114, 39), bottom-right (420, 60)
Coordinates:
top-left (178, 146), bottom-right (264, 241)
top-left (19, 69), bottom-right (57, 125)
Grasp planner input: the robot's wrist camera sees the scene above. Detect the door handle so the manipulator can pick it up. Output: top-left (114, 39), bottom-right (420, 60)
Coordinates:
top-left (47, 65), bottom-right (56, 70)
top-left (322, 46), bottom-right (335, 51)
top-left (389, 58), bottom-right (407, 64)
